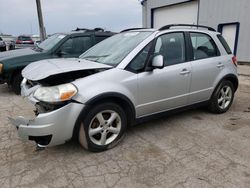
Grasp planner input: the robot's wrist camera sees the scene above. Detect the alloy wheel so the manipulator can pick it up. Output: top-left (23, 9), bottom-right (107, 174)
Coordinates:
top-left (217, 85), bottom-right (233, 110)
top-left (88, 110), bottom-right (121, 146)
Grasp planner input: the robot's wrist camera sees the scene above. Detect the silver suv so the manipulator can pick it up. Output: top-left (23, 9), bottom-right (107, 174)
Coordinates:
top-left (10, 24), bottom-right (238, 151)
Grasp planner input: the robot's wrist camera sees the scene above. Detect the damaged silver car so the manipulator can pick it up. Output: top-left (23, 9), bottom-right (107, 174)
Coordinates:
top-left (10, 25), bottom-right (238, 151)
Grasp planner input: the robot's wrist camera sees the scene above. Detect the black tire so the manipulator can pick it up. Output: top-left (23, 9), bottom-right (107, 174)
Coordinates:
top-left (0, 47), bottom-right (6, 52)
top-left (78, 102), bottom-right (127, 152)
top-left (11, 72), bottom-right (23, 95)
top-left (208, 80), bottom-right (235, 114)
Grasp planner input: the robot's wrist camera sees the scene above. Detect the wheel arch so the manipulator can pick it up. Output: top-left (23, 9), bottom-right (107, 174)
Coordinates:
top-left (219, 74), bottom-right (239, 92)
top-left (85, 92), bottom-right (136, 125)
top-left (72, 92), bottom-right (136, 142)
top-left (210, 74), bottom-right (238, 101)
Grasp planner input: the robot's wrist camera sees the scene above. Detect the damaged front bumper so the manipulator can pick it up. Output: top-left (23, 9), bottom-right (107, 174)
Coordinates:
top-left (9, 102), bottom-right (84, 147)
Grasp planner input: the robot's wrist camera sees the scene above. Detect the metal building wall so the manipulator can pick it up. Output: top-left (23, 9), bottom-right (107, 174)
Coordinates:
top-left (142, 0), bottom-right (190, 27)
top-left (142, 0), bottom-right (250, 62)
top-left (198, 0), bottom-right (250, 62)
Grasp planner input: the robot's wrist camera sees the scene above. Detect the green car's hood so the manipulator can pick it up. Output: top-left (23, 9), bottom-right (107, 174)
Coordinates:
top-left (0, 48), bottom-right (39, 61)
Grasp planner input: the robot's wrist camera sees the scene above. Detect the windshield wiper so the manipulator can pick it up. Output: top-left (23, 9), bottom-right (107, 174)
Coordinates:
top-left (32, 46), bottom-right (43, 52)
top-left (82, 55), bottom-right (110, 59)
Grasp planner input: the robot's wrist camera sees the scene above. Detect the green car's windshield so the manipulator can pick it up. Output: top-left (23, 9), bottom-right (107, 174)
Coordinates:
top-left (80, 31), bottom-right (153, 66)
top-left (38, 34), bottom-right (66, 51)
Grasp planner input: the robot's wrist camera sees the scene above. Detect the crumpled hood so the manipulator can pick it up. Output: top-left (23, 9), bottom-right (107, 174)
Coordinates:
top-left (0, 48), bottom-right (38, 61)
top-left (22, 58), bottom-right (112, 81)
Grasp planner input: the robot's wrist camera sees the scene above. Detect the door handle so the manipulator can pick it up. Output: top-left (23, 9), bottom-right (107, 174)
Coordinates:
top-left (216, 62), bottom-right (224, 68)
top-left (180, 69), bottom-right (190, 75)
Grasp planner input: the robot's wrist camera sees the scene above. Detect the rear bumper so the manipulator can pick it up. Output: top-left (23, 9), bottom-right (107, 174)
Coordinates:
top-left (9, 102), bottom-right (84, 146)
top-left (15, 44), bottom-right (34, 49)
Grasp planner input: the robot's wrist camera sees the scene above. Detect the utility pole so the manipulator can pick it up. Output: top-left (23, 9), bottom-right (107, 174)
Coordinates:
top-left (36, 0), bottom-right (46, 41)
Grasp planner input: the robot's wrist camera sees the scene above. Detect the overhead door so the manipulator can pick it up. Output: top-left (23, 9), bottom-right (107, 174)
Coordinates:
top-left (153, 1), bottom-right (199, 28)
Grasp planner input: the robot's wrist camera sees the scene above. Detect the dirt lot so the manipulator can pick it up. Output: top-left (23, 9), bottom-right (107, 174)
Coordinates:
top-left (0, 75), bottom-right (250, 188)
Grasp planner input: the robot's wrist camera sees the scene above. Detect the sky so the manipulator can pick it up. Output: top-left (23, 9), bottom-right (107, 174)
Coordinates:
top-left (0, 0), bottom-right (142, 36)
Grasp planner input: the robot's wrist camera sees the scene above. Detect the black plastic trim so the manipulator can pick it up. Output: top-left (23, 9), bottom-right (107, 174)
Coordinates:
top-left (135, 101), bottom-right (209, 125)
top-left (219, 74), bottom-right (239, 92)
top-left (29, 135), bottom-right (52, 146)
top-left (120, 28), bottom-right (149, 33)
top-left (159, 24), bottom-right (216, 32)
top-left (85, 92), bottom-right (136, 121)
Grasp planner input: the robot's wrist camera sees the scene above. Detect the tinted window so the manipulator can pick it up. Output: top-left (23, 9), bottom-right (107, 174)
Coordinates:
top-left (0, 37), bottom-right (2, 41)
top-left (60, 37), bottom-right (92, 55)
top-left (60, 38), bottom-right (73, 53)
top-left (127, 42), bottom-right (152, 72)
top-left (190, 33), bottom-right (219, 60)
top-left (73, 37), bottom-right (92, 54)
top-left (18, 36), bottom-right (32, 41)
top-left (95, 36), bottom-right (108, 43)
top-left (217, 34), bottom-right (232, 54)
top-left (154, 32), bottom-right (186, 66)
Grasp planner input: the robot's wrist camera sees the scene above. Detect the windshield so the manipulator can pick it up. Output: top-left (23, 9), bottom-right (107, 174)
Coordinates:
top-left (38, 34), bottom-right (66, 51)
top-left (80, 31), bottom-right (152, 66)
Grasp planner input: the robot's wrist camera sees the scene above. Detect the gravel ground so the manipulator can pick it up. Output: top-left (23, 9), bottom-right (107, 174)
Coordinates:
top-left (0, 75), bottom-right (249, 188)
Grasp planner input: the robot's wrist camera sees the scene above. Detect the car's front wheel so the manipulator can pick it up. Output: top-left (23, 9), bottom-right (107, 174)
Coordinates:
top-left (78, 102), bottom-right (127, 152)
top-left (11, 72), bottom-right (23, 95)
top-left (208, 80), bottom-right (235, 114)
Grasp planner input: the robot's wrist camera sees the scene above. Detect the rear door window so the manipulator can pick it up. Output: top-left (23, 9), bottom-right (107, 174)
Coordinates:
top-left (190, 32), bottom-right (219, 60)
top-left (73, 37), bottom-right (92, 54)
top-left (95, 36), bottom-right (108, 43)
top-left (60, 37), bottom-right (92, 55)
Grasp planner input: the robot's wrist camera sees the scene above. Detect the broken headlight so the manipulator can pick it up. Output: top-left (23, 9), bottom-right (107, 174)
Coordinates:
top-left (33, 83), bottom-right (77, 103)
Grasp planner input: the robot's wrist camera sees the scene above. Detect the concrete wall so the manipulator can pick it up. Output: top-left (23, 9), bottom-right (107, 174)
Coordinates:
top-left (142, 0), bottom-right (250, 62)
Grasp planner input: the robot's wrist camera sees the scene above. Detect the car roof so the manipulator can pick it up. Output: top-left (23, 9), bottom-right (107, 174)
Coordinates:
top-left (52, 31), bottom-right (115, 38)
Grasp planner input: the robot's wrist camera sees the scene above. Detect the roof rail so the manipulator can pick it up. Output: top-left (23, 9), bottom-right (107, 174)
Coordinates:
top-left (159, 24), bottom-right (216, 32)
top-left (120, 28), bottom-right (148, 33)
top-left (94, 28), bottom-right (105, 32)
top-left (73, 27), bottom-right (105, 32)
top-left (73, 28), bottom-right (89, 31)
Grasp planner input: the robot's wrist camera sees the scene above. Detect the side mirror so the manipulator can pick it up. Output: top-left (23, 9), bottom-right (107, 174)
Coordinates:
top-left (151, 55), bottom-right (164, 69)
top-left (56, 50), bottom-right (67, 57)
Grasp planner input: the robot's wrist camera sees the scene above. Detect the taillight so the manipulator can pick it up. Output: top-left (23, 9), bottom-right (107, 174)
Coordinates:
top-left (232, 56), bottom-right (238, 67)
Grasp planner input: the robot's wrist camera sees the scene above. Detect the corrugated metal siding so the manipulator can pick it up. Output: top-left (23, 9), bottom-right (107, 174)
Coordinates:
top-left (142, 0), bottom-right (250, 62)
top-left (199, 0), bottom-right (250, 62)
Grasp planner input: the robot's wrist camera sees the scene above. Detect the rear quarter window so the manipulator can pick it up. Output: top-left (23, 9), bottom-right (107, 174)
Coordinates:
top-left (217, 34), bottom-right (232, 54)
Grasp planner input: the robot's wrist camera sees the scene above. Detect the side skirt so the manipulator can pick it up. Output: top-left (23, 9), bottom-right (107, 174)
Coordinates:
top-left (134, 101), bottom-right (209, 125)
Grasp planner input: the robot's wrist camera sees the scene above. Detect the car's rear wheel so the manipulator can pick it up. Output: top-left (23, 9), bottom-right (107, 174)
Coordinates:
top-left (208, 80), bottom-right (235, 114)
top-left (78, 102), bottom-right (127, 152)
top-left (11, 72), bottom-right (23, 95)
